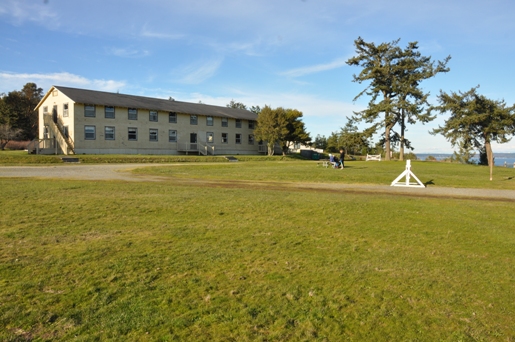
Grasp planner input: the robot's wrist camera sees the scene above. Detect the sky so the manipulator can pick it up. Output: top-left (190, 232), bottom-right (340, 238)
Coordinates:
top-left (1, 0), bottom-right (515, 154)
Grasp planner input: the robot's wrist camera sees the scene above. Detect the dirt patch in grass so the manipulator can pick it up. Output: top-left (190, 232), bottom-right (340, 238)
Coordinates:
top-left (1, 163), bottom-right (514, 202)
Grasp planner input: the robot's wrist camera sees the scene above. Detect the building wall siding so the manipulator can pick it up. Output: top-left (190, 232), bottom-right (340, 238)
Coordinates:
top-left (37, 87), bottom-right (259, 155)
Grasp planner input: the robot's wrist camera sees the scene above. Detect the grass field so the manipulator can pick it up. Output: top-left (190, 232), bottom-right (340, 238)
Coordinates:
top-left (133, 159), bottom-right (515, 190)
top-left (1, 155), bottom-right (515, 341)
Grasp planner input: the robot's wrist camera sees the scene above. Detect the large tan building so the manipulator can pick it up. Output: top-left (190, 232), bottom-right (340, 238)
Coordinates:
top-left (31, 86), bottom-right (264, 155)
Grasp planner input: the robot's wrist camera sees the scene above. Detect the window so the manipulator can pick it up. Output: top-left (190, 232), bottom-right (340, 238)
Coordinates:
top-left (128, 108), bottom-right (138, 120)
top-left (85, 105), bottom-right (95, 117)
top-left (207, 132), bottom-right (214, 143)
top-left (105, 106), bottom-right (115, 119)
top-left (43, 106), bottom-right (48, 114)
top-left (52, 90), bottom-right (58, 96)
top-left (149, 110), bottom-right (158, 122)
top-left (221, 117), bottom-right (228, 127)
top-left (149, 129), bottom-right (158, 141)
top-left (236, 133), bottom-right (242, 144)
top-left (236, 119), bottom-right (242, 128)
top-left (169, 112), bottom-right (177, 123)
top-left (221, 133), bottom-right (228, 143)
top-left (248, 134), bottom-right (254, 145)
top-left (84, 125), bottom-right (96, 140)
top-left (63, 103), bottom-right (69, 117)
top-left (248, 120), bottom-right (255, 129)
top-left (105, 126), bottom-right (115, 140)
top-left (128, 127), bottom-right (137, 141)
top-left (206, 116), bottom-right (213, 126)
top-left (169, 130), bottom-right (177, 142)
top-left (190, 115), bottom-right (198, 125)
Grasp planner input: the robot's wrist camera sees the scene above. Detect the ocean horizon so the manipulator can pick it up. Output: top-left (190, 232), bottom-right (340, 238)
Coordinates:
top-left (416, 153), bottom-right (515, 167)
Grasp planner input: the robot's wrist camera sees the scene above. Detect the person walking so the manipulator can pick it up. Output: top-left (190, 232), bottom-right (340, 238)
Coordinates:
top-left (339, 148), bottom-right (345, 169)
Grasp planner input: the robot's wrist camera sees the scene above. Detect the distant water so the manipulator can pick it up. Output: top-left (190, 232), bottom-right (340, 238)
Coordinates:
top-left (416, 153), bottom-right (515, 168)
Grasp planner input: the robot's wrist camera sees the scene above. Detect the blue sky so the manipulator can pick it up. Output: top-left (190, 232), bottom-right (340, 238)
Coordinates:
top-left (1, 0), bottom-right (515, 153)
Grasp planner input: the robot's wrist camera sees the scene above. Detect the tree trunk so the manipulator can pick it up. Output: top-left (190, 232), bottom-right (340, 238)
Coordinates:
top-left (485, 140), bottom-right (494, 181)
top-left (384, 124), bottom-right (391, 161)
top-left (399, 136), bottom-right (404, 161)
top-left (267, 143), bottom-right (274, 156)
top-left (399, 110), bottom-right (405, 161)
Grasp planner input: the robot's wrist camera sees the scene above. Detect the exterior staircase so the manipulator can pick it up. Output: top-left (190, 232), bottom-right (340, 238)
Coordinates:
top-left (43, 114), bottom-right (75, 155)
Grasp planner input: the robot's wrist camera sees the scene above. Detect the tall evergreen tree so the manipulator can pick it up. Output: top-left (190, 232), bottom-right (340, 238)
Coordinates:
top-left (0, 83), bottom-right (43, 140)
top-left (226, 99), bottom-right (247, 110)
top-left (346, 37), bottom-right (401, 160)
top-left (346, 37), bottom-right (450, 160)
top-left (392, 42), bottom-right (450, 160)
top-left (432, 86), bottom-right (515, 180)
top-left (338, 121), bottom-right (374, 155)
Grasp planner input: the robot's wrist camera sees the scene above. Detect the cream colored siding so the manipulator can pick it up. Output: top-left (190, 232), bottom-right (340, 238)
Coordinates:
top-left (35, 86), bottom-right (260, 155)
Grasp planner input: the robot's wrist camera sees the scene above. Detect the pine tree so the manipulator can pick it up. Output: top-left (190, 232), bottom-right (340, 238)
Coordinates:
top-left (432, 86), bottom-right (515, 180)
top-left (346, 37), bottom-right (450, 160)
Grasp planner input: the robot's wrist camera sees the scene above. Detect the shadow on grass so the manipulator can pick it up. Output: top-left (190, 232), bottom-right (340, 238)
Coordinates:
top-left (424, 179), bottom-right (435, 186)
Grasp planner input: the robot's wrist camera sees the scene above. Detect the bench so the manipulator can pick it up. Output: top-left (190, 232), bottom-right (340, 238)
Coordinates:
top-left (366, 154), bottom-right (381, 161)
top-left (318, 160), bottom-right (330, 168)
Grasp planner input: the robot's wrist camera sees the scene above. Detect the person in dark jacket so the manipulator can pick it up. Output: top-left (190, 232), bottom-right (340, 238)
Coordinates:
top-left (339, 149), bottom-right (345, 169)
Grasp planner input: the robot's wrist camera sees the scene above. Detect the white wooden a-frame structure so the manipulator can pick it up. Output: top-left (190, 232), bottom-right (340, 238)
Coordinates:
top-left (391, 159), bottom-right (425, 188)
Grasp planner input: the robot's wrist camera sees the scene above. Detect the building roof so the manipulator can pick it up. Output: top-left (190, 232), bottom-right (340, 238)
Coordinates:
top-left (38, 86), bottom-right (257, 121)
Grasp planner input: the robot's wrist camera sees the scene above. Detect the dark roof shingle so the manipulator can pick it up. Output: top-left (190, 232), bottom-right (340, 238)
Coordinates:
top-left (53, 86), bottom-right (257, 120)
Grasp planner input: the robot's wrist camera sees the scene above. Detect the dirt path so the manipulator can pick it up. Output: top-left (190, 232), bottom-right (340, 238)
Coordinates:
top-left (1, 164), bottom-right (514, 201)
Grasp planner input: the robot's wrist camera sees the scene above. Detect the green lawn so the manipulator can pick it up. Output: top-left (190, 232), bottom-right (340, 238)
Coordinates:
top-left (1, 161), bottom-right (515, 340)
top-left (134, 159), bottom-right (515, 190)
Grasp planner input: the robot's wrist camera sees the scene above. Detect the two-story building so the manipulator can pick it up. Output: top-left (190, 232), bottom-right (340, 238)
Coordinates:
top-left (31, 86), bottom-right (264, 155)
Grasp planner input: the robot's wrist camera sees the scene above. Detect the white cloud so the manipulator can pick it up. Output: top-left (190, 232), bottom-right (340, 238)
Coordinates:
top-left (280, 58), bottom-right (348, 78)
top-left (174, 58), bottom-right (224, 84)
top-left (140, 25), bottom-right (185, 40)
top-left (0, 0), bottom-right (59, 29)
top-left (107, 47), bottom-right (151, 58)
top-left (0, 72), bottom-right (125, 93)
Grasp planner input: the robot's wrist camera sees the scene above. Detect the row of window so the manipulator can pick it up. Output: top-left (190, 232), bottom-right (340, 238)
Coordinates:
top-left (43, 104), bottom-right (256, 129)
top-left (84, 125), bottom-right (255, 144)
top-left (85, 105), bottom-right (255, 128)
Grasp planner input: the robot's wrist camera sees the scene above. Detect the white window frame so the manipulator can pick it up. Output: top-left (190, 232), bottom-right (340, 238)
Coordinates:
top-left (221, 117), bottom-right (228, 127)
top-left (169, 112), bottom-right (177, 123)
top-left (207, 132), bottom-right (214, 143)
top-left (248, 120), bottom-right (255, 129)
top-left (206, 116), bottom-right (213, 126)
top-left (236, 119), bottom-right (242, 128)
top-left (221, 133), bottom-right (228, 143)
top-left (63, 103), bottom-right (69, 117)
top-left (235, 133), bottom-right (242, 144)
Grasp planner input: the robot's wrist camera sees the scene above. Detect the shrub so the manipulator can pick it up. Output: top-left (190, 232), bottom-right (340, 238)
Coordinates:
top-left (5, 140), bottom-right (30, 150)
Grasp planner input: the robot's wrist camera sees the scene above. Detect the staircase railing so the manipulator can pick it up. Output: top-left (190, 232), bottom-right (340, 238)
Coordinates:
top-left (43, 114), bottom-right (75, 155)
